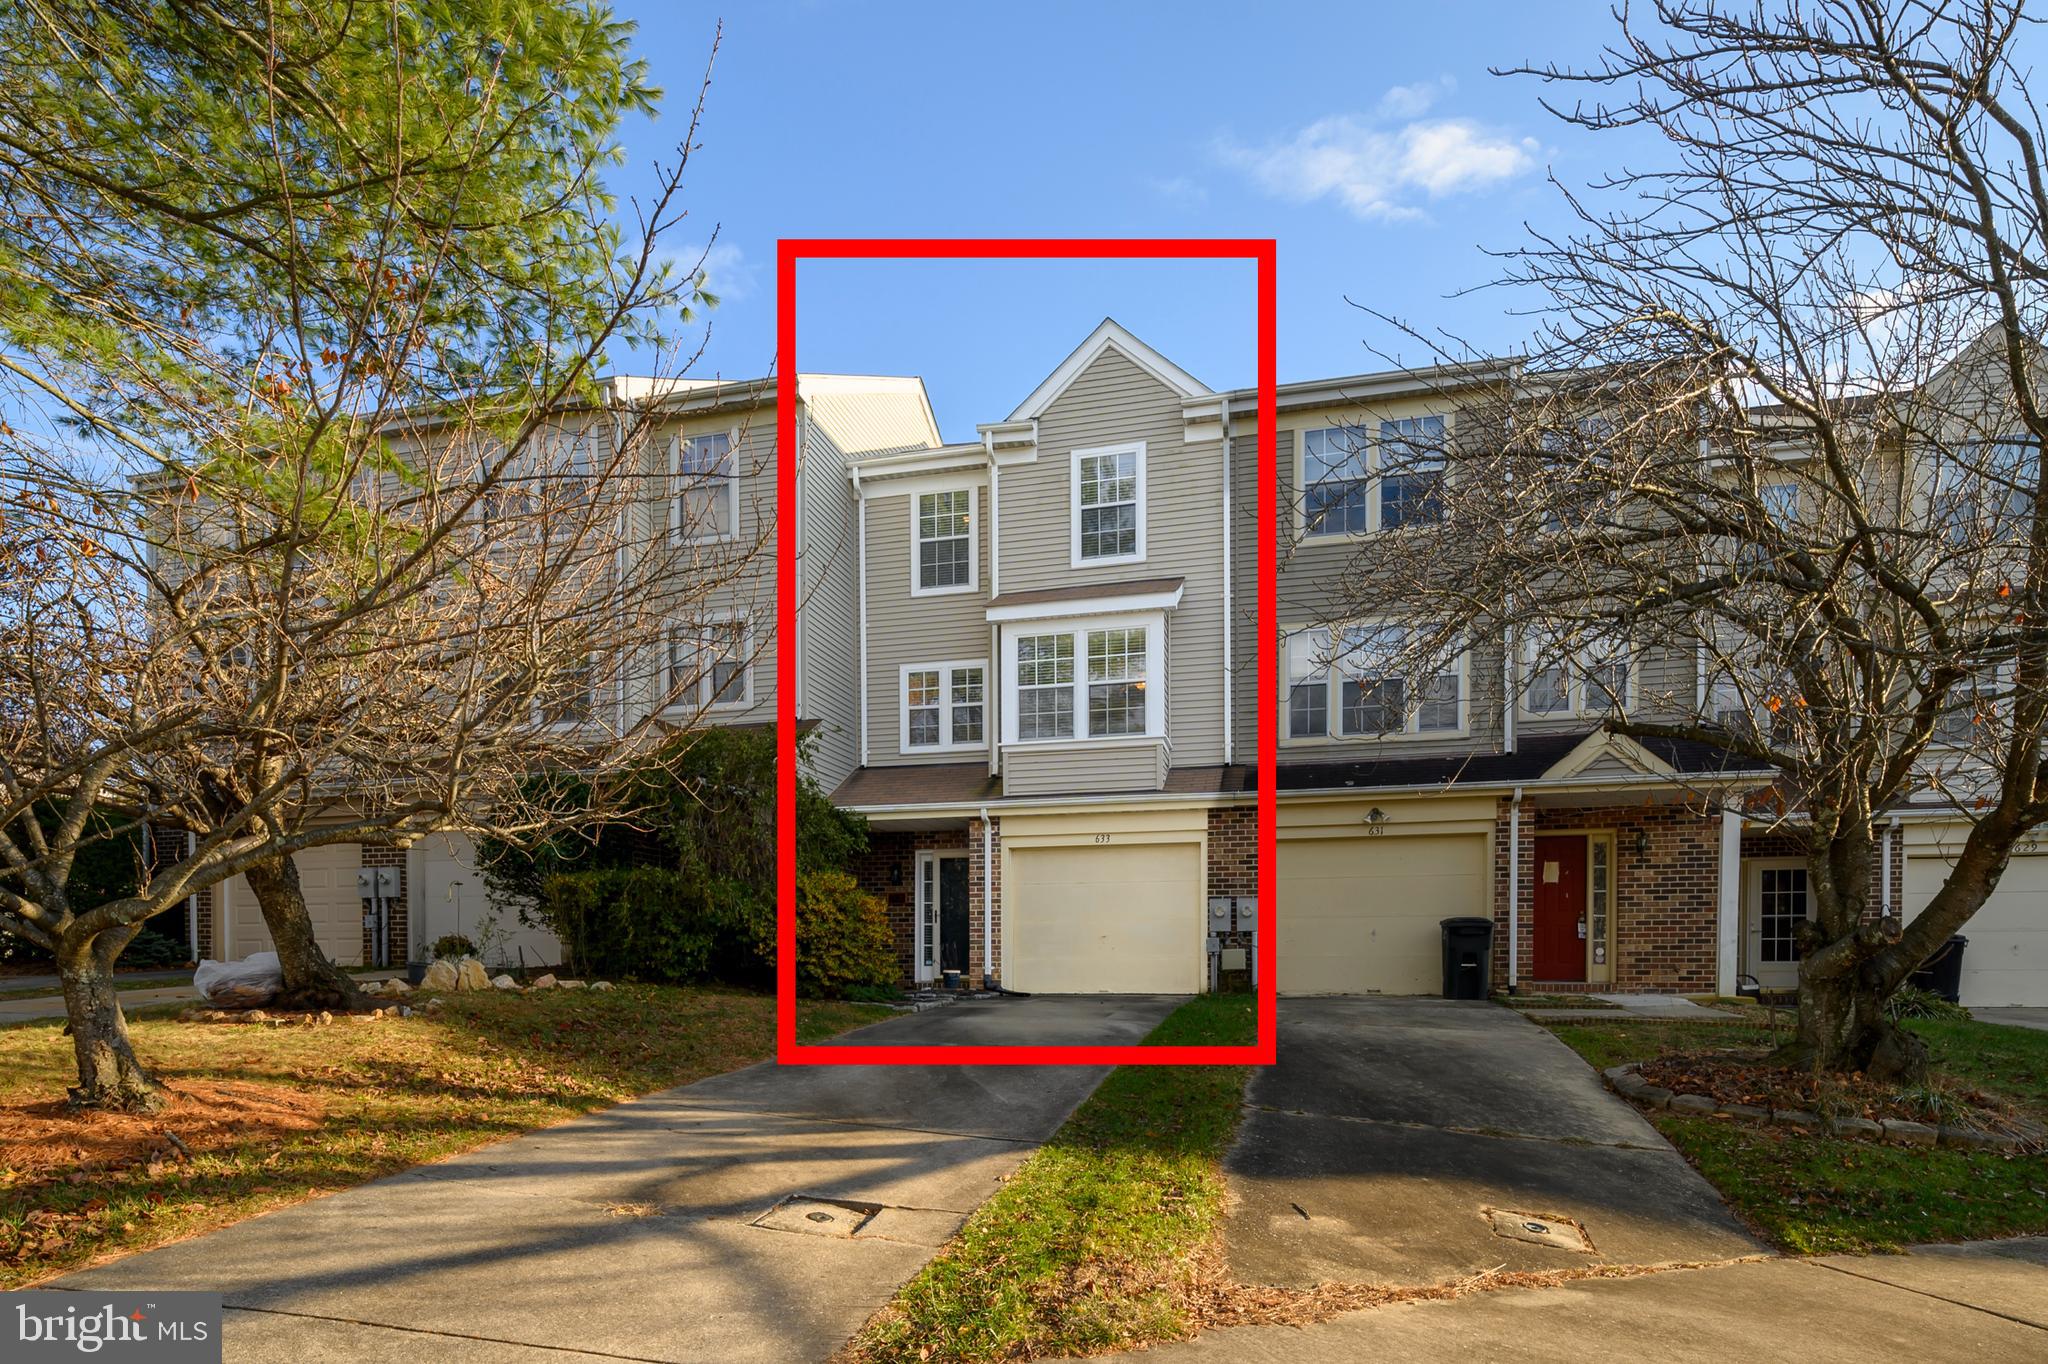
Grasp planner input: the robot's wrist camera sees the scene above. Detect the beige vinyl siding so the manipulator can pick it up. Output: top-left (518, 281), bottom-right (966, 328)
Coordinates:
top-left (861, 472), bottom-right (992, 764)
top-left (794, 416), bottom-right (861, 790)
top-left (1003, 738), bottom-right (1169, 797)
top-left (999, 348), bottom-right (1229, 766)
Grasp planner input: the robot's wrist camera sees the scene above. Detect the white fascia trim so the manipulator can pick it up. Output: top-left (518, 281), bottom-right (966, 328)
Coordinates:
top-left (1068, 440), bottom-right (1147, 570)
top-left (907, 483), bottom-right (980, 599)
top-left (851, 789), bottom-right (1250, 820)
top-left (1008, 318), bottom-right (1211, 422)
top-left (978, 419), bottom-right (1039, 465)
top-left (985, 583), bottom-right (1184, 623)
top-left (1216, 357), bottom-right (1521, 412)
top-left (846, 446), bottom-right (988, 479)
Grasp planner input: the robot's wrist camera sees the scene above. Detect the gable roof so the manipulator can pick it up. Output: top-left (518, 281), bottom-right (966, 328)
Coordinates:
top-left (1007, 318), bottom-right (1211, 422)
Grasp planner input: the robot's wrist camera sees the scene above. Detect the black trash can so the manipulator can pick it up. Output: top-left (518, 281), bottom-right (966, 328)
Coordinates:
top-left (1908, 935), bottom-right (1968, 1003)
top-left (1441, 917), bottom-right (1495, 1000)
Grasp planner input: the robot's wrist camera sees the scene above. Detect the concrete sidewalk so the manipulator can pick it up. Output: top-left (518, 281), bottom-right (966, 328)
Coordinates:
top-left (1224, 999), bottom-right (1759, 1289)
top-left (0, 971), bottom-right (405, 1024)
top-left (1103, 1237), bottom-right (2048, 1362)
top-left (55, 994), bottom-right (1186, 1362)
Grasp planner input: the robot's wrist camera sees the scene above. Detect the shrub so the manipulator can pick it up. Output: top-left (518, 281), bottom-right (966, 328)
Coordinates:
top-left (117, 927), bottom-right (188, 969)
top-left (1884, 985), bottom-right (1971, 1022)
top-left (538, 867), bottom-right (719, 984)
top-left (429, 934), bottom-right (477, 962)
top-left (795, 870), bottom-right (897, 1000)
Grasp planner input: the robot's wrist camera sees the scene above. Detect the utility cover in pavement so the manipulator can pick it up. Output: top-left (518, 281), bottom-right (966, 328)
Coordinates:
top-left (751, 1195), bottom-right (966, 1248)
top-left (1485, 1207), bottom-right (1594, 1253)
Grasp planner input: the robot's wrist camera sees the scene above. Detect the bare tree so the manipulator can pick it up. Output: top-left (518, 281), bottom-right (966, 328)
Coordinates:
top-left (1331, 0), bottom-right (2048, 1079)
top-left (0, 2), bottom-right (764, 1108)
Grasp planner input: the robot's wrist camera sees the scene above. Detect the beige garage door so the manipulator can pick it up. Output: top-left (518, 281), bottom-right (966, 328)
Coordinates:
top-left (224, 843), bottom-right (363, 964)
top-left (1907, 849), bottom-right (2048, 1007)
top-left (1006, 842), bottom-right (1202, 994)
top-left (1279, 833), bottom-right (1490, 995)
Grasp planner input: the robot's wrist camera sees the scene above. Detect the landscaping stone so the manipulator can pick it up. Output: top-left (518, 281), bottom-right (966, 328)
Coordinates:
top-left (490, 974), bottom-right (519, 991)
top-left (590, 981), bottom-right (614, 992)
top-left (1774, 1109), bottom-right (1818, 1128)
top-left (419, 959), bottom-right (458, 991)
top-left (1938, 1125), bottom-right (2014, 1151)
top-left (383, 979), bottom-right (411, 996)
top-left (455, 958), bottom-right (489, 992)
top-left (1635, 1086), bottom-right (1673, 1110)
top-left (1881, 1118), bottom-right (1938, 1146)
top-left (532, 974), bottom-right (558, 989)
top-left (1828, 1115), bottom-right (1882, 1139)
top-left (247, 1010), bottom-right (268, 1022)
top-left (1723, 1103), bottom-right (1769, 1120)
top-left (1668, 1093), bottom-right (1717, 1115)
top-left (317, 1011), bottom-right (333, 1026)
top-left (559, 979), bottom-right (586, 990)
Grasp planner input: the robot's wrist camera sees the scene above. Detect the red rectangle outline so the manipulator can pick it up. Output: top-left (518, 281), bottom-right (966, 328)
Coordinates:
top-left (777, 238), bottom-right (1277, 1066)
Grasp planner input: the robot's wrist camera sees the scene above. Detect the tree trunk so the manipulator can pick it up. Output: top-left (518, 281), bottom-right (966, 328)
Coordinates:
top-left (243, 854), bottom-right (365, 1011)
top-left (1778, 962), bottom-right (1930, 1084)
top-left (59, 934), bottom-right (166, 1112)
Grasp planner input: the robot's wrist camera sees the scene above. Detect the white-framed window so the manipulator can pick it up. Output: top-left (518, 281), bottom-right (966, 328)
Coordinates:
top-left (913, 487), bottom-right (977, 595)
top-left (1522, 630), bottom-right (1631, 717)
top-left (536, 649), bottom-right (606, 729)
top-left (901, 660), bottom-right (987, 752)
top-left (1071, 442), bottom-right (1145, 566)
top-left (665, 614), bottom-right (751, 711)
top-left (1933, 662), bottom-right (2010, 748)
top-left (1284, 621), bottom-right (1464, 739)
top-left (671, 430), bottom-right (737, 542)
top-left (1003, 613), bottom-right (1164, 743)
top-left (1760, 480), bottom-right (1802, 529)
top-left (1301, 416), bottom-right (1448, 538)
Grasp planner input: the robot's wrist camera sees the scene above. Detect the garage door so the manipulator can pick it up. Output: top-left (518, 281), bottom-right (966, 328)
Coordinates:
top-left (1907, 849), bottom-right (2048, 1007)
top-left (223, 843), bottom-right (363, 964)
top-left (1279, 833), bottom-right (1489, 995)
top-left (1005, 842), bottom-right (1202, 994)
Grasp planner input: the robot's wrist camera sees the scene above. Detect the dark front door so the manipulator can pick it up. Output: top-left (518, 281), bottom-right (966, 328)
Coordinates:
top-left (939, 857), bottom-right (970, 975)
top-left (1533, 835), bottom-right (1588, 981)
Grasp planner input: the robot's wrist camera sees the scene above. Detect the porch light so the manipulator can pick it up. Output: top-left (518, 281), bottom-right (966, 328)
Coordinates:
top-left (890, 863), bottom-right (903, 886)
top-left (1633, 828), bottom-right (1651, 857)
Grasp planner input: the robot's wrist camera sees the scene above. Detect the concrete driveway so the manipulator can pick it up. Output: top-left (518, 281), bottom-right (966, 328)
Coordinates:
top-left (1974, 1006), bottom-right (2048, 1033)
top-left (55, 994), bottom-right (1185, 1363)
top-left (1224, 998), bottom-right (1760, 1289)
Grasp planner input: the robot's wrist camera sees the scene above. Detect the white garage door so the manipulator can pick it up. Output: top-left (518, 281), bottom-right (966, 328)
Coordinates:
top-left (1907, 849), bottom-right (2048, 1007)
top-left (1279, 833), bottom-right (1490, 995)
top-left (1006, 842), bottom-right (1202, 994)
top-left (413, 833), bottom-right (563, 969)
top-left (223, 843), bottom-right (363, 964)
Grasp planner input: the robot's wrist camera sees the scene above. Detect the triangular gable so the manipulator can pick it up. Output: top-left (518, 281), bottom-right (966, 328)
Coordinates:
top-left (1007, 318), bottom-right (1210, 422)
top-left (1543, 729), bottom-right (1677, 782)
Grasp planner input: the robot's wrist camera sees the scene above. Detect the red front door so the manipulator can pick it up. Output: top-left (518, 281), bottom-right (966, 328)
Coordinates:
top-left (1533, 835), bottom-right (1588, 981)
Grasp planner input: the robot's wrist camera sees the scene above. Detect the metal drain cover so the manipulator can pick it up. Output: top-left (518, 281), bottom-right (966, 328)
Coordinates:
top-left (1485, 1207), bottom-right (1595, 1253)
top-left (750, 1195), bottom-right (968, 1248)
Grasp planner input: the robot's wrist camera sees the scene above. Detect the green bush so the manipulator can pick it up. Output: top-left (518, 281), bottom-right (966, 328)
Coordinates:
top-left (116, 927), bottom-right (188, 969)
top-left (1884, 984), bottom-right (1971, 1022)
top-left (429, 933), bottom-right (476, 961)
top-left (539, 866), bottom-right (720, 984)
top-left (795, 870), bottom-right (897, 1000)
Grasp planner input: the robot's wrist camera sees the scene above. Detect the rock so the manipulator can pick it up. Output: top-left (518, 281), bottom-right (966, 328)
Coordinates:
top-left (532, 974), bottom-right (558, 989)
top-left (559, 979), bottom-right (586, 990)
top-left (1668, 1093), bottom-right (1717, 1115)
top-left (1634, 1086), bottom-right (1673, 1110)
top-left (1773, 1108), bottom-right (1818, 1128)
top-left (383, 978), bottom-right (412, 996)
top-left (419, 959), bottom-right (458, 991)
top-left (399, 1005), bottom-right (413, 1018)
top-left (247, 1010), bottom-right (268, 1022)
top-left (590, 981), bottom-right (614, 992)
top-left (1939, 1125), bottom-right (2007, 1151)
top-left (491, 974), bottom-right (519, 991)
top-left (455, 958), bottom-right (490, 992)
top-left (1828, 1115), bottom-right (1882, 1139)
top-left (1881, 1118), bottom-right (1938, 1146)
top-left (359, 980), bottom-right (385, 997)
top-left (1723, 1103), bottom-right (1769, 1120)
top-left (317, 1011), bottom-right (333, 1026)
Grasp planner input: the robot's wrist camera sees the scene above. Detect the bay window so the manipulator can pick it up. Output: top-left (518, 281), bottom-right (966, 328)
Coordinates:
top-left (1003, 615), bottom-right (1164, 744)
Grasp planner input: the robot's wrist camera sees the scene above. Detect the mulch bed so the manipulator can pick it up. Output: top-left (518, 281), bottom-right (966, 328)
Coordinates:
top-left (0, 1079), bottom-right (323, 1187)
top-left (1637, 1049), bottom-right (2012, 1128)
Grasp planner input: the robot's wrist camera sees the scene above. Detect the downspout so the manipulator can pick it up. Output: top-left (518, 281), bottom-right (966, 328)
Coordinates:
top-left (853, 465), bottom-right (869, 767)
top-left (1502, 608), bottom-right (1517, 754)
top-left (980, 805), bottom-right (995, 989)
top-left (1220, 395), bottom-right (1234, 767)
top-left (185, 829), bottom-right (198, 955)
top-left (794, 403), bottom-right (808, 721)
top-left (1884, 814), bottom-right (1900, 920)
top-left (986, 435), bottom-right (1002, 778)
top-left (1507, 786), bottom-right (1523, 990)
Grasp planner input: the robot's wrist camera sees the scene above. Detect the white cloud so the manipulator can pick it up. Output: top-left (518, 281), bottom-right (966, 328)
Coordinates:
top-left (1147, 174), bottom-right (1210, 206)
top-left (666, 241), bottom-right (755, 303)
top-left (1217, 94), bottom-right (1539, 223)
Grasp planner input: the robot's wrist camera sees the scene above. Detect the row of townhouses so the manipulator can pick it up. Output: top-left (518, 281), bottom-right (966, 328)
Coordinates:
top-left (186, 319), bottom-right (2048, 1008)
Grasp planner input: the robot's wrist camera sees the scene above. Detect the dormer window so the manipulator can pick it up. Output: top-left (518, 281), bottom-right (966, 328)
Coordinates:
top-left (914, 488), bottom-right (977, 595)
top-left (1071, 442), bottom-right (1145, 566)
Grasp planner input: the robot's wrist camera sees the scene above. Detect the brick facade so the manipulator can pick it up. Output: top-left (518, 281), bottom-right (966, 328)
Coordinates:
top-left (360, 843), bottom-right (406, 966)
top-left (966, 816), bottom-right (1001, 987)
top-left (851, 827), bottom-right (969, 984)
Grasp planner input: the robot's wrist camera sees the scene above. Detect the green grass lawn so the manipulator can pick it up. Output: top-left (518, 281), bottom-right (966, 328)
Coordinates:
top-left (0, 985), bottom-right (887, 1287)
top-left (1544, 1014), bottom-right (2048, 1253)
top-left (843, 993), bottom-right (1256, 1364)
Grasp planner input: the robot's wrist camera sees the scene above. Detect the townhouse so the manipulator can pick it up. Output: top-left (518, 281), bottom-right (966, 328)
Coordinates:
top-left (185, 319), bottom-right (2047, 1007)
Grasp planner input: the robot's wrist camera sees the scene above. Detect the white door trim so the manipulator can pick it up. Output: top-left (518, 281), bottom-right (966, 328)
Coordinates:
top-left (1745, 857), bottom-right (1810, 989)
top-left (914, 850), bottom-right (969, 984)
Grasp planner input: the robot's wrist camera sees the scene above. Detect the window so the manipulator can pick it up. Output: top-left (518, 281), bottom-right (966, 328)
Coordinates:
top-left (1301, 426), bottom-right (1371, 537)
top-left (666, 616), bottom-right (750, 710)
top-left (1760, 481), bottom-right (1802, 529)
top-left (902, 661), bottom-right (986, 751)
top-left (1072, 443), bottom-right (1144, 564)
top-left (1934, 667), bottom-right (2006, 747)
top-left (1522, 631), bottom-right (1631, 716)
top-left (538, 651), bottom-right (603, 728)
top-left (1933, 435), bottom-right (2035, 546)
top-left (915, 488), bottom-right (975, 593)
top-left (671, 431), bottom-right (736, 541)
top-left (1016, 633), bottom-right (1075, 739)
top-left (1087, 627), bottom-right (1147, 736)
top-left (1377, 416), bottom-right (1446, 529)
top-left (1287, 621), bottom-right (1463, 738)
top-left (1758, 865), bottom-right (1808, 963)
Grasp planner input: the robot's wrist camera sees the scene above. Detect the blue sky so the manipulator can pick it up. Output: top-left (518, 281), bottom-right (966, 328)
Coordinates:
top-left (608, 2), bottom-right (1641, 439)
